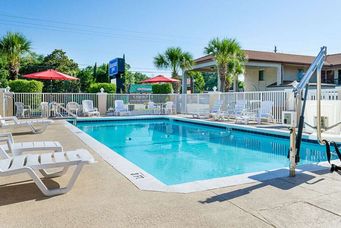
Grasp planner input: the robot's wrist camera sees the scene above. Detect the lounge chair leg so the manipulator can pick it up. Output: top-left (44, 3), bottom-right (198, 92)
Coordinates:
top-left (39, 166), bottom-right (69, 178)
top-left (27, 163), bottom-right (84, 196)
top-left (28, 123), bottom-right (48, 134)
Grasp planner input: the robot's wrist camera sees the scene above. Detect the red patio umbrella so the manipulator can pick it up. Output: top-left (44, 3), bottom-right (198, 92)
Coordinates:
top-left (141, 75), bottom-right (179, 84)
top-left (23, 69), bottom-right (79, 92)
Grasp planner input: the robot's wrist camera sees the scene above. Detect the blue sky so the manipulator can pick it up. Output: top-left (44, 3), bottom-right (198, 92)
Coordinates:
top-left (1, 0), bottom-right (341, 76)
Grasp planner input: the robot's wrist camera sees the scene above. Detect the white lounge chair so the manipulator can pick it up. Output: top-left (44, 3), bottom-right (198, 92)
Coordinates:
top-left (256, 101), bottom-right (275, 124)
top-left (15, 102), bottom-right (31, 118)
top-left (40, 102), bottom-right (49, 118)
top-left (0, 132), bottom-right (62, 157)
top-left (0, 116), bottom-right (53, 134)
top-left (147, 101), bottom-right (160, 115)
top-left (236, 101), bottom-right (274, 124)
top-left (213, 100), bottom-right (247, 121)
top-left (66, 102), bottom-right (80, 116)
top-left (0, 148), bottom-right (95, 196)
top-left (164, 101), bottom-right (175, 115)
top-left (114, 100), bottom-right (130, 116)
top-left (191, 100), bottom-right (222, 119)
top-left (82, 100), bottom-right (100, 117)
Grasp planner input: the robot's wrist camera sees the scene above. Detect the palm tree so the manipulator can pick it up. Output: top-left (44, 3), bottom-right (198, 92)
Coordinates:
top-left (0, 32), bottom-right (31, 80)
top-left (204, 38), bottom-right (246, 92)
top-left (154, 47), bottom-right (194, 93)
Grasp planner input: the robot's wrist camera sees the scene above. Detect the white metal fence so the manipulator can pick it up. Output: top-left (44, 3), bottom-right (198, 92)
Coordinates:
top-left (307, 89), bottom-right (339, 100)
top-left (106, 94), bottom-right (179, 111)
top-left (13, 93), bottom-right (98, 117)
top-left (8, 88), bottom-right (341, 122)
top-left (184, 91), bottom-right (288, 122)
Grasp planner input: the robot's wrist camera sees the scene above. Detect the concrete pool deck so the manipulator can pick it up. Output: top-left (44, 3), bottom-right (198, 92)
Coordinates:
top-left (1, 120), bottom-right (341, 227)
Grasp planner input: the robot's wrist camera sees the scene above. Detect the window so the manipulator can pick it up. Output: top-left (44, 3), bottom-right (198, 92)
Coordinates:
top-left (322, 70), bottom-right (334, 83)
top-left (321, 70), bottom-right (326, 82)
top-left (326, 70), bottom-right (334, 84)
top-left (297, 69), bottom-right (304, 81)
top-left (258, 70), bottom-right (264, 81)
top-left (338, 70), bottom-right (341, 85)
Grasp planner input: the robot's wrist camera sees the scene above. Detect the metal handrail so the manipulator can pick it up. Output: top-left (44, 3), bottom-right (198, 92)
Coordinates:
top-left (293, 46), bottom-right (327, 94)
top-left (51, 102), bottom-right (77, 118)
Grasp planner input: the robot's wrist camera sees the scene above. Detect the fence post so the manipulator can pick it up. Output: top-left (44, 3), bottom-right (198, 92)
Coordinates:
top-left (181, 94), bottom-right (187, 113)
top-left (97, 90), bottom-right (108, 115)
top-left (0, 88), bottom-right (13, 117)
top-left (0, 90), bottom-right (6, 117)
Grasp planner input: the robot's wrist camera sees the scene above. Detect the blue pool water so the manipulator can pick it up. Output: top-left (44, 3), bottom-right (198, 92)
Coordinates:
top-left (76, 119), bottom-right (330, 185)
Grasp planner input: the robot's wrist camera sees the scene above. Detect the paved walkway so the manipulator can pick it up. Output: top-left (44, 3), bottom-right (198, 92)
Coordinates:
top-left (0, 120), bottom-right (341, 227)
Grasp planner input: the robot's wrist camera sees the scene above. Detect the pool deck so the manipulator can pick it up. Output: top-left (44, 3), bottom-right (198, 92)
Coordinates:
top-left (1, 120), bottom-right (341, 227)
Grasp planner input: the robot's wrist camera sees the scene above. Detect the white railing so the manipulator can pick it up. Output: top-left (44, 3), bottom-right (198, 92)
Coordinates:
top-left (307, 89), bottom-right (339, 100)
top-left (9, 88), bottom-right (341, 122)
top-left (184, 91), bottom-right (288, 122)
top-left (13, 93), bottom-right (98, 117)
top-left (106, 94), bottom-right (179, 112)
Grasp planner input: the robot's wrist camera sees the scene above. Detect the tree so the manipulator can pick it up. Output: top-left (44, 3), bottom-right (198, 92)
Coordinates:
top-left (95, 63), bottom-right (109, 83)
top-left (42, 49), bottom-right (80, 92)
top-left (20, 51), bottom-right (44, 75)
top-left (238, 80), bottom-right (244, 90)
top-left (0, 32), bottom-right (31, 80)
top-left (133, 72), bottom-right (148, 83)
top-left (204, 38), bottom-right (246, 92)
top-left (153, 47), bottom-right (194, 93)
top-left (124, 63), bottom-right (134, 92)
top-left (93, 62), bottom-right (97, 79)
top-left (202, 72), bottom-right (217, 91)
top-left (77, 66), bottom-right (94, 92)
top-left (124, 63), bottom-right (149, 92)
top-left (188, 71), bottom-right (205, 93)
top-left (0, 55), bottom-right (9, 87)
top-left (227, 56), bottom-right (245, 91)
top-left (43, 49), bottom-right (79, 75)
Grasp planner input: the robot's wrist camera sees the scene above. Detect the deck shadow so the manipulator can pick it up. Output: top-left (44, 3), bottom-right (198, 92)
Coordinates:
top-left (0, 178), bottom-right (60, 206)
top-left (199, 168), bottom-right (324, 204)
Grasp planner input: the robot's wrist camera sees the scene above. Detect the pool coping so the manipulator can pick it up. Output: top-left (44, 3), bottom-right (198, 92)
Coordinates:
top-left (65, 115), bottom-right (338, 193)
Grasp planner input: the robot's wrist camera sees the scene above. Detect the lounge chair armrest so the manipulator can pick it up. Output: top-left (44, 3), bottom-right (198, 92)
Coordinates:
top-left (24, 105), bottom-right (31, 110)
top-left (241, 110), bottom-right (257, 117)
top-left (0, 138), bottom-right (10, 143)
top-left (1, 116), bottom-right (19, 124)
top-left (0, 132), bottom-right (14, 143)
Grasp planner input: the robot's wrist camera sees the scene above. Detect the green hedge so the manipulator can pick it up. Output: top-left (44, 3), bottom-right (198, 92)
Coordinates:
top-left (152, 83), bottom-right (172, 94)
top-left (88, 83), bottom-right (116, 93)
top-left (9, 79), bottom-right (43, 92)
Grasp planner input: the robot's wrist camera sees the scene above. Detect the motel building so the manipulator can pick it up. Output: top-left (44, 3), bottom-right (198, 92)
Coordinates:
top-left (190, 50), bottom-right (341, 92)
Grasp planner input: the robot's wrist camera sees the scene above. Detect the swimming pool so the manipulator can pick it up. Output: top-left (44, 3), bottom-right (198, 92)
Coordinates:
top-left (75, 118), bottom-right (330, 185)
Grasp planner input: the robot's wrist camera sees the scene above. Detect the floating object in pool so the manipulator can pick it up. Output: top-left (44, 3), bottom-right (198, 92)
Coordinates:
top-left (128, 137), bottom-right (132, 141)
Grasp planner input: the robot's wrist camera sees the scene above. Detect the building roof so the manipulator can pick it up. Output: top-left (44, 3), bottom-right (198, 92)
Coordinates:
top-left (326, 54), bottom-right (341, 66)
top-left (195, 50), bottom-right (341, 66)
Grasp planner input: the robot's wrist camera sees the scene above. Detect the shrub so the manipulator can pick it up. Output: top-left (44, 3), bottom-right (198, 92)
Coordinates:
top-left (152, 83), bottom-right (172, 94)
top-left (88, 82), bottom-right (116, 93)
top-left (9, 79), bottom-right (43, 92)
